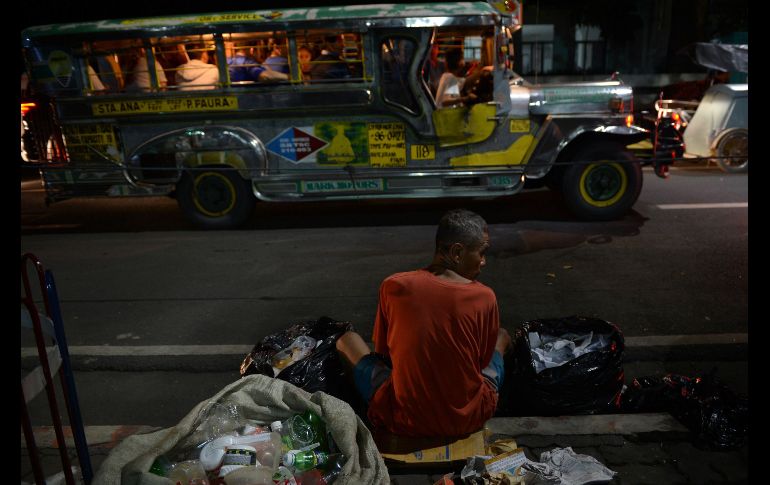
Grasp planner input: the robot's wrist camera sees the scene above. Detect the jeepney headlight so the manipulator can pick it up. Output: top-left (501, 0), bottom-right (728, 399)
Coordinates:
top-left (625, 114), bottom-right (633, 127)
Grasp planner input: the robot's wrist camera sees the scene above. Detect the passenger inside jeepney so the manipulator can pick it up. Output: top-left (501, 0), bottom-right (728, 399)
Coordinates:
top-left (423, 42), bottom-right (446, 96)
top-left (435, 48), bottom-right (491, 108)
top-left (227, 42), bottom-right (289, 84)
top-left (298, 44), bottom-right (317, 81)
top-left (86, 65), bottom-right (105, 92)
top-left (124, 48), bottom-right (167, 92)
top-left (310, 35), bottom-right (351, 80)
top-left (264, 38), bottom-right (290, 74)
top-left (175, 43), bottom-right (219, 90)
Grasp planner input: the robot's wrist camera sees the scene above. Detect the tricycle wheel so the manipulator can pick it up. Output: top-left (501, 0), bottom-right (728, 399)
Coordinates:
top-left (561, 144), bottom-right (642, 221)
top-left (715, 128), bottom-right (748, 173)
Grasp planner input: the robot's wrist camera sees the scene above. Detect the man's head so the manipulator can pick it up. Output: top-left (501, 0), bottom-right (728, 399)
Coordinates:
top-left (445, 48), bottom-right (465, 74)
top-left (435, 209), bottom-right (489, 280)
top-left (187, 43), bottom-right (210, 62)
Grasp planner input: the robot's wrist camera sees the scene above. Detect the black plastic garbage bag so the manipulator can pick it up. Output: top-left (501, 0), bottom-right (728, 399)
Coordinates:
top-left (620, 370), bottom-right (748, 450)
top-left (497, 316), bottom-right (625, 416)
top-left (239, 316), bottom-right (364, 413)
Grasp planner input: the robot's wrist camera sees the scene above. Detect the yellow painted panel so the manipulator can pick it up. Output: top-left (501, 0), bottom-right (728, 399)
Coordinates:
top-left (450, 134), bottom-right (534, 167)
top-left (432, 104), bottom-right (497, 147)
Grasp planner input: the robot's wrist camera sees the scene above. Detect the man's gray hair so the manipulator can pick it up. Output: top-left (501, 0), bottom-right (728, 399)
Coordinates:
top-left (435, 209), bottom-right (488, 250)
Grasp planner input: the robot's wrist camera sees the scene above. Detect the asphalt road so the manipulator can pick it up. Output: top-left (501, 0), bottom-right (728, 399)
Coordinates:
top-left (21, 163), bottom-right (748, 344)
top-left (21, 162), bottom-right (748, 431)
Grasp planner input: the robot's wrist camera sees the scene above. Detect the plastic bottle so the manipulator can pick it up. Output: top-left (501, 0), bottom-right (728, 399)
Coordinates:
top-left (271, 336), bottom-right (317, 371)
top-left (166, 459), bottom-right (210, 485)
top-left (200, 430), bottom-right (282, 471)
top-left (270, 410), bottom-right (329, 454)
top-left (222, 464), bottom-right (275, 485)
top-left (282, 449), bottom-right (330, 472)
top-left (295, 458), bottom-right (343, 485)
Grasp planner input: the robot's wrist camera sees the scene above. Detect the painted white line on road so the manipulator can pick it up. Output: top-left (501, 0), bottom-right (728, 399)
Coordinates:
top-left (657, 202), bottom-right (748, 210)
top-left (24, 413), bottom-right (687, 448)
top-left (625, 333), bottom-right (747, 347)
top-left (21, 333), bottom-right (747, 358)
top-left (486, 412), bottom-right (688, 436)
top-left (21, 344), bottom-right (253, 358)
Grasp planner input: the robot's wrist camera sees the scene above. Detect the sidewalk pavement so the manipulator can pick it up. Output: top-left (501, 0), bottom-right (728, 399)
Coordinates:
top-left (22, 413), bottom-right (749, 485)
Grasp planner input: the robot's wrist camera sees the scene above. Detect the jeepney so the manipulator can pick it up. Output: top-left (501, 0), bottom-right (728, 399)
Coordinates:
top-left (21, 1), bottom-right (648, 228)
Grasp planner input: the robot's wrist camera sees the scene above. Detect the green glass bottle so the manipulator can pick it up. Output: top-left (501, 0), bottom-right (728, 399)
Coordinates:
top-left (282, 449), bottom-right (330, 471)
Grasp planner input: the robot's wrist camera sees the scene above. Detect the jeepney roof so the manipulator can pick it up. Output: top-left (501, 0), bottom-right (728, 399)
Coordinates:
top-left (22, 2), bottom-right (515, 41)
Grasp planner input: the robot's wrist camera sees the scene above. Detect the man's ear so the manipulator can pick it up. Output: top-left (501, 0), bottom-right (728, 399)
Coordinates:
top-left (449, 242), bottom-right (465, 264)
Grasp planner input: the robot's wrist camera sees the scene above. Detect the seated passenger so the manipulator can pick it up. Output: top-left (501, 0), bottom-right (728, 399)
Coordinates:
top-left (175, 44), bottom-right (219, 90)
top-left (86, 65), bottom-right (105, 91)
top-left (298, 44), bottom-right (316, 81)
top-left (263, 39), bottom-right (290, 74)
top-left (423, 43), bottom-right (446, 96)
top-left (309, 35), bottom-right (350, 80)
top-left (228, 45), bottom-right (288, 84)
top-left (435, 48), bottom-right (469, 108)
top-left (125, 49), bottom-right (167, 92)
top-left (435, 48), bottom-right (491, 108)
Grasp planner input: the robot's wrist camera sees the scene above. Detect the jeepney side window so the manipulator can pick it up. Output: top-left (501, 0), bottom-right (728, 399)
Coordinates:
top-left (294, 29), bottom-right (366, 83)
top-left (220, 31), bottom-right (291, 86)
top-left (381, 37), bottom-right (418, 113)
top-left (84, 39), bottom-right (143, 93)
top-left (152, 35), bottom-right (219, 91)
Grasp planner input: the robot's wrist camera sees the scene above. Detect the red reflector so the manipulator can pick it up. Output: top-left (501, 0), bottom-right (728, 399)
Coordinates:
top-left (21, 102), bottom-right (36, 115)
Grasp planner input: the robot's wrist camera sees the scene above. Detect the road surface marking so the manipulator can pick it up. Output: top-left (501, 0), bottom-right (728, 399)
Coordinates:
top-left (657, 202), bottom-right (747, 210)
top-left (21, 333), bottom-right (747, 358)
top-left (486, 413), bottom-right (688, 436)
top-left (23, 413), bottom-right (687, 448)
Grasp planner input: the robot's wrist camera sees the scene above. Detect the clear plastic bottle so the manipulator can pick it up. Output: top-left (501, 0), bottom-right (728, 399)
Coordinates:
top-left (270, 410), bottom-right (329, 454)
top-left (282, 449), bottom-right (331, 471)
top-left (295, 455), bottom-right (344, 485)
top-left (200, 430), bottom-right (281, 471)
top-left (271, 336), bottom-right (317, 371)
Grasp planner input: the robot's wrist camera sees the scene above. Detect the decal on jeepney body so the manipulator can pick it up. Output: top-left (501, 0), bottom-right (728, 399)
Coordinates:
top-left (47, 50), bottom-right (73, 87)
top-left (266, 122), bottom-right (408, 167)
top-left (92, 97), bottom-right (238, 116)
top-left (61, 123), bottom-right (121, 162)
top-left (368, 122), bottom-right (406, 167)
top-left (301, 178), bottom-right (384, 193)
top-left (266, 127), bottom-right (328, 163)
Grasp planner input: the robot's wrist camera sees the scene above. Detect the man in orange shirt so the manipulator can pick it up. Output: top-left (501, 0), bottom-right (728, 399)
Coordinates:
top-left (336, 209), bottom-right (511, 437)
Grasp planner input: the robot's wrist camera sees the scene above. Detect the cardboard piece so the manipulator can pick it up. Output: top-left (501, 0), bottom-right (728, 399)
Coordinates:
top-left (380, 430), bottom-right (487, 463)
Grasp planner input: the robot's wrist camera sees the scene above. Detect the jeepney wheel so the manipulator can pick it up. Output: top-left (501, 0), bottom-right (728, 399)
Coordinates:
top-left (561, 144), bottom-right (642, 221)
top-left (177, 168), bottom-right (256, 229)
top-left (715, 128), bottom-right (748, 174)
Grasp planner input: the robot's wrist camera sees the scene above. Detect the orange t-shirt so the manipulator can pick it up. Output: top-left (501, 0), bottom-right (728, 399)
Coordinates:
top-left (367, 269), bottom-right (500, 437)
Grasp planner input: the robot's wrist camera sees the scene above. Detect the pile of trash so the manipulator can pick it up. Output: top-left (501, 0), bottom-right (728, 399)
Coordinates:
top-left (92, 374), bottom-right (390, 484)
top-left (148, 402), bottom-right (345, 485)
top-left (433, 440), bottom-right (616, 485)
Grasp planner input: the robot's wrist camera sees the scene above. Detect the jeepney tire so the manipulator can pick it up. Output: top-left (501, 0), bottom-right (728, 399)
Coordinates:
top-left (715, 128), bottom-right (748, 174)
top-left (176, 168), bottom-right (256, 229)
top-left (561, 144), bottom-right (642, 221)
